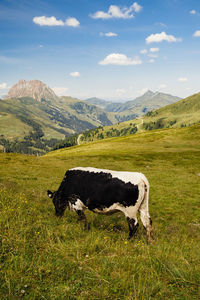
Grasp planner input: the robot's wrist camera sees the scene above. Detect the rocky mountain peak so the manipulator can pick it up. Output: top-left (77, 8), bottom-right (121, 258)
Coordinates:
top-left (143, 90), bottom-right (155, 97)
top-left (5, 79), bottom-right (58, 102)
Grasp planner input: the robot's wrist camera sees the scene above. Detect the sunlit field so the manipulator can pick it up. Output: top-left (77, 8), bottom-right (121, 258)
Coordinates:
top-left (0, 125), bottom-right (200, 299)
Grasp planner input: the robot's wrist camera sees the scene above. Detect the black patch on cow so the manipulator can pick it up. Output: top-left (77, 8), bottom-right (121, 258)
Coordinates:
top-left (53, 169), bottom-right (139, 212)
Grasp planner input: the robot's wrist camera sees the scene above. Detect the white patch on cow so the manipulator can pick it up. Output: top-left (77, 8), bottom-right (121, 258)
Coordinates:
top-left (69, 199), bottom-right (86, 211)
top-left (94, 203), bottom-right (139, 218)
top-left (93, 203), bottom-right (120, 215)
top-left (71, 167), bottom-right (148, 186)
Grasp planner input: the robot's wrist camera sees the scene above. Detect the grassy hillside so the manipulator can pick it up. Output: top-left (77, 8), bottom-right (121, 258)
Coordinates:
top-left (0, 97), bottom-right (116, 141)
top-left (0, 96), bottom-right (117, 154)
top-left (0, 125), bottom-right (200, 299)
top-left (143, 92), bottom-right (200, 129)
top-left (77, 92), bottom-right (200, 145)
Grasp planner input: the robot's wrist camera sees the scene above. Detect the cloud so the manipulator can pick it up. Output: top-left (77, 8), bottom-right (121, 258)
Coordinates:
top-left (131, 2), bottom-right (142, 13)
top-left (33, 16), bottom-right (80, 27)
top-left (0, 82), bottom-right (7, 89)
top-left (116, 88), bottom-right (126, 96)
top-left (99, 53), bottom-right (142, 66)
top-left (70, 71), bottom-right (80, 77)
top-left (65, 17), bottom-right (80, 27)
top-left (53, 87), bottom-right (68, 96)
top-left (100, 32), bottom-right (118, 37)
top-left (33, 16), bottom-right (64, 26)
top-left (146, 32), bottom-right (182, 44)
top-left (140, 49), bottom-right (147, 54)
top-left (193, 30), bottom-right (200, 37)
top-left (190, 10), bottom-right (196, 15)
top-left (178, 77), bottom-right (188, 82)
top-left (90, 2), bottom-right (142, 19)
top-left (150, 47), bottom-right (159, 52)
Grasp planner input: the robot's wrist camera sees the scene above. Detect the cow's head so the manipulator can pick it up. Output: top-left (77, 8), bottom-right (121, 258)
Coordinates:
top-left (47, 190), bottom-right (67, 217)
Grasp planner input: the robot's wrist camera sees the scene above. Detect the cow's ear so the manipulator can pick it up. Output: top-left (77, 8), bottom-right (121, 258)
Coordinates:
top-left (47, 190), bottom-right (54, 198)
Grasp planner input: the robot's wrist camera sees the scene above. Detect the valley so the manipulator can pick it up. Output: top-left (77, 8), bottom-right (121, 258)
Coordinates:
top-left (0, 79), bottom-right (183, 154)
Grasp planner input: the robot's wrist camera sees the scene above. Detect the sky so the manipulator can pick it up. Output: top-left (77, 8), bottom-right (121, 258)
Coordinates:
top-left (0, 0), bottom-right (200, 101)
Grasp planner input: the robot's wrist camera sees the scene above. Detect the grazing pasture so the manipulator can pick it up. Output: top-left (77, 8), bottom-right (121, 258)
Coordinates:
top-left (0, 125), bottom-right (200, 299)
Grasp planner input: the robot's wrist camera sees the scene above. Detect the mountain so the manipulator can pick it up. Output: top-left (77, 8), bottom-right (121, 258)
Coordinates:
top-left (143, 91), bottom-right (200, 129)
top-left (5, 79), bottom-right (59, 102)
top-left (74, 91), bottom-right (200, 145)
top-left (121, 90), bottom-right (181, 112)
top-left (85, 97), bottom-right (122, 112)
top-left (114, 91), bottom-right (181, 122)
top-left (0, 79), bottom-right (185, 154)
top-left (85, 97), bottom-right (112, 109)
top-left (85, 91), bottom-right (181, 122)
top-left (0, 80), bottom-right (117, 154)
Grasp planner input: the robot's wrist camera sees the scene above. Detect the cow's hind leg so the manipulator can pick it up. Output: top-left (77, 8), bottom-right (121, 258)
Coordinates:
top-left (139, 189), bottom-right (153, 243)
top-left (76, 210), bottom-right (90, 230)
top-left (126, 217), bottom-right (139, 240)
top-left (139, 209), bottom-right (153, 243)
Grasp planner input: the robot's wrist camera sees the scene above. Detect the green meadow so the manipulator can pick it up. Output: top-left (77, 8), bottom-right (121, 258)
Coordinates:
top-left (0, 125), bottom-right (200, 299)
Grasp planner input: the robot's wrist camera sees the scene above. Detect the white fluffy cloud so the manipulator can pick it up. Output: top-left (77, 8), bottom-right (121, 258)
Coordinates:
top-left (178, 77), bottom-right (188, 82)
top-left (91, 2), bottom-right (142, 19)
top-left (0, 82), bottom-right (7, 89)
top-left (65, 17), bottom-right (80, 27)
top-left (131, 2), bottom-right (142, 13)
top-left (146, 32), bottom-right (181, 44)
top-left (99, 53), bottom-right (142, 66)
top-left (33, 16), bottom-right (80, 27)
top-left (100, 32), bottom-right (118, 37)
top-left (193, 30), bottom-right (200, 37)
top-left (33, 16), bottom-right (64, 26)
top-left (53, 87), bottom-right (69, 96)
top-left (70, 71), bottom-right (80, 77)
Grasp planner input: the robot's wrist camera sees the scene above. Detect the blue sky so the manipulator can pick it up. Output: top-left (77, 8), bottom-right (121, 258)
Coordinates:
top-left (0, 0), bottom-right (200, 100)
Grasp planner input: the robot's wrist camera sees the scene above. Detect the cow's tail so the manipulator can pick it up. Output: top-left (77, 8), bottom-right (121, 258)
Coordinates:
top-left (138, 179), bottom-right (153, 243)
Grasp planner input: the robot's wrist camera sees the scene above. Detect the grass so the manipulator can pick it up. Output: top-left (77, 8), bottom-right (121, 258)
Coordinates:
top-left (0, 125), bottom-right (200, 299)
top-left (77, 92), bottom-right (200, 145)
top-left (0, 113), bottom-right (31, 139)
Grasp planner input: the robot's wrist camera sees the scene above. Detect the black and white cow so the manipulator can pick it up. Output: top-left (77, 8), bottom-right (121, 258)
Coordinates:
top-left (47, 167), bottom-right (152, 242)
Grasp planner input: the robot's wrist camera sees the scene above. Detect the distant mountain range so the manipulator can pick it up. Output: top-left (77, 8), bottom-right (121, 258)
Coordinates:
top-left (85, 91), bottom-right (181, 121)
top-left (74, 91), bottom-right (200, 145)
top-left (0, 79), bottom-right (182, 154)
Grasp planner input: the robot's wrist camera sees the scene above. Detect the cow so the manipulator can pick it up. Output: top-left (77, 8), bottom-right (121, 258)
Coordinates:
top-left (47, 167), bottom-right (153, 242)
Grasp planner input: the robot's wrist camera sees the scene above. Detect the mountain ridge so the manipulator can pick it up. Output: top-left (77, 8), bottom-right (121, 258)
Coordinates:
top-left (85, 90), bottom-right (181, 119)
top-left (0, 79), bottom-right (187, 154)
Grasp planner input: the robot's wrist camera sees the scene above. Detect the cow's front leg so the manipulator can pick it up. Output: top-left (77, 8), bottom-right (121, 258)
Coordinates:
top-left (126, 217), bottom-right (139, 239)
top-left (76, 210), bottom-right (90, 230)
